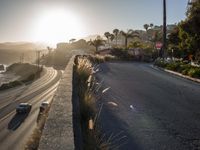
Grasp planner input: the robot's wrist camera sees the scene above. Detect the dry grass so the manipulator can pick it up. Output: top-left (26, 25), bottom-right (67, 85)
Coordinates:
top-left (24, 108), bottom-right (50, 150)
top-left (75, 55), bottom-right (125, 150)
top-left (88, 54), bottom-right (117, 64)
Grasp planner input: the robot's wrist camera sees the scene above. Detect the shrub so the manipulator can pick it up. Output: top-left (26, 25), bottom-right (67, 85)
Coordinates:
top-left (154, 60), bottom-right (168, 68)
top-left (0, 80), bottom-right (23, 90)
top-left (154, 59), bottom-right (200, 78)
top-left (87, 54), bottom-right (117, 64)
top-left (165, 63), bottom-right (179, 71)
top-left (111, 48), bottom-right (132, 60)
top-left (187, 68), bottom-right (200, 78)
top-left (181, 68), bottom-right (190, 75)
top-left (74, 56), bottom-right (117, 149)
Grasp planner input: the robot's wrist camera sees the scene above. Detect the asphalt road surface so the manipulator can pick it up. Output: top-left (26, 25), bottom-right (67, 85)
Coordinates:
top-left (96, 62), bottom-right (200, 150)
top-left (0, 67), bottom-right (62, 150)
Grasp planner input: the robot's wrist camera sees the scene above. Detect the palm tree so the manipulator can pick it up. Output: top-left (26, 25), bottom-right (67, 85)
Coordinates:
top-left (150, 23), bottom-right (154, 29)
top-left (110, 34), bottom-right (115, 42)
top-left (120, 29), bottom-right (140, 49)
top-left (88, 36), bottom-right (105, 52)
top-left (104, 32), bottom-right (111, 44)
top-left (113, 29), bottom-right (119, 45)
top-left (69, 38), bottom-right (76, 43)
top-left (143, 24), bottom-right (149, 32)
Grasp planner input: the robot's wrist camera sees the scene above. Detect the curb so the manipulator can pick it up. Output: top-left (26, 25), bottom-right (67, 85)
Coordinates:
top-left (152, 65), bottom-right (200, 84)
top-left (39, 56), bottom-right (75, 150)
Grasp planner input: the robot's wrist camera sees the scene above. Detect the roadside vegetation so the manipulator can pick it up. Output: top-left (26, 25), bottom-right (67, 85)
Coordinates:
top-left (167, 0), bottom-right (200, 62)
top-left (74, 55), bottom-right (120, 149)
top-left (74, 56), bottom-right (99, 149)
top-left (24, 104), bottom-right (51, 150)
top-left (0, 63), bottom-right (43, 91)
top-left (154, 59), bottom-right (200, 78)
top-left (41, 39), bottom-right (94, 69)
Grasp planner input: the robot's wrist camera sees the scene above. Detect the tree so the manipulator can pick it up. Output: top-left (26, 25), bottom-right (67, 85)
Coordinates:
top-left (151, 31), bottom-right (162, 44)
top-left (87, 36), bottom-right (105, 52)
top-left (168, 27), bottom-right (183, 57)
top-left (69, 38), bottom-right (76, 43)
top-left (120, 29), bottom-right (140, 49)
top-left (150, 23), bottom-right (154, 29)
top-left (47, 46), bottom-right (52, 54)
top-left (175, 0), bottom-right (200, 59)
top-left (129, 41), bottom-right (142, 49)
top-left (104, 32), bottom-right (111, 44)
top-left (113, 29), bottom-right (119, 45)
top-left (143, 24), bottom-right (149, 31)
top-left (110, 34), bottom-right (115, 42)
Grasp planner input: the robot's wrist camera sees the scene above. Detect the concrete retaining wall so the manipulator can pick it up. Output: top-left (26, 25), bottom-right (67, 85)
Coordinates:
top-left (39, 56), bottom-right (75, 150)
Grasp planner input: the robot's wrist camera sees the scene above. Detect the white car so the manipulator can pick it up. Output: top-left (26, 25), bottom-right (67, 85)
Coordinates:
top-left (40, 101), bottom-right (49, 112)
top-left (16, 103), bottom-right (32, 114)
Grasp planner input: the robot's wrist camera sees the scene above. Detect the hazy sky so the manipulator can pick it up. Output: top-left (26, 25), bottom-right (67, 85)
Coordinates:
top-left (0, 0), bottom-right (188, 45)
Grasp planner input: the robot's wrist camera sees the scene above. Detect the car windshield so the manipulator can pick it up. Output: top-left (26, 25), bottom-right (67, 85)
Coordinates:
top-left (42, 102), bottom-right (48, 105)
top-left (19, 104), bottom-right (27, 107)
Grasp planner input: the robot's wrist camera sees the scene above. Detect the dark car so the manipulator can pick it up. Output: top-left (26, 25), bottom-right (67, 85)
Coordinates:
top-left (16, 103), bottom-right (32, 114)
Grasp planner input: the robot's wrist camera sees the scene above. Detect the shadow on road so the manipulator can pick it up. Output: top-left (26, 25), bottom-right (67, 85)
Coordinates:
top-left (97, 103), bottom-right (141, 150)
top-left (7, 112), bottom-right (30, 131)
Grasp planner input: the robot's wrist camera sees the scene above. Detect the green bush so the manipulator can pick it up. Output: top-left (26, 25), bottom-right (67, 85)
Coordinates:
top-left (166, 63), bottom-right (179, 71)
top-left (154, 60), bottom-right (168, 68)
top-left (154, 60), bottom-right (200, 78)
top-left (181, 68), bottom-right (190, 75)
top-left (187, 68), bottom-right (200, 78)
top-left (179, 64), bottom-right (190, 74)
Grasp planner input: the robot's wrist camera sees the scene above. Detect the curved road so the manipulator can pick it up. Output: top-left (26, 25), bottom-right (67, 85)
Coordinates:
top-left (96, 62), bottom-right (200, 150)
top-left (0, 67), bottom-right (62, 150)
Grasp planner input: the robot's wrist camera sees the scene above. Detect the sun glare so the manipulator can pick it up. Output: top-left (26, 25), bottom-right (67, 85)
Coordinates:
top-left (32, 9), bottom-right (84, 45)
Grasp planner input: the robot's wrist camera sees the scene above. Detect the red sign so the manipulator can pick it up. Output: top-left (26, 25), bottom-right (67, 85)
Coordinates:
top-left (156, 42), bottom-right (163, 49)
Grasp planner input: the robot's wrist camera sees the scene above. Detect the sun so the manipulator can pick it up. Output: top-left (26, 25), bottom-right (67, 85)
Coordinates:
top-left (32, 9), bottom-right (83, 45)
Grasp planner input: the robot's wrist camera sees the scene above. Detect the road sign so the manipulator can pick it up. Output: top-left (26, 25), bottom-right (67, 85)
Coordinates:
top-left (156, 42), bottom-right (163, 49)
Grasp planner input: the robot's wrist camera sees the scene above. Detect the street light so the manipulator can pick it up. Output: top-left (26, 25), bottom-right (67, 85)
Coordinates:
top-left (163, 0), bottom-right (167, 59)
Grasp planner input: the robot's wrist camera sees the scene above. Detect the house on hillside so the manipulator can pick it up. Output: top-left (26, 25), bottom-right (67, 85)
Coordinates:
top-left (56, 43), bottom-right (69, 51)
top-left (96, 49), bottom-right (112, 55)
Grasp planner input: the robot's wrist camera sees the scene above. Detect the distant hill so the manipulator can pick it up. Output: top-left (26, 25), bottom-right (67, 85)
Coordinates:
top-left (0, 42), bottom-right (47, 64)
top-left (0, 42), bottom-right (46, 50)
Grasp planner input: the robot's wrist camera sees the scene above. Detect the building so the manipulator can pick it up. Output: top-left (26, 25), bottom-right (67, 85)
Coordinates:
top-left (56, 43), bottom-right (69, 50)
top-left (96, 49), bottom-right (112, 55)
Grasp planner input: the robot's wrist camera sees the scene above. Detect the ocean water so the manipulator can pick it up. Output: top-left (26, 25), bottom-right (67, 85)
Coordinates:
top-left (0, 64), bottom-right (19, 86)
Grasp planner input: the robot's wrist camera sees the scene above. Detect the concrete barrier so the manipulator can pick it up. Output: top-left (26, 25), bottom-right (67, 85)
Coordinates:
top-left (39, 56), bottom-right (75, 150)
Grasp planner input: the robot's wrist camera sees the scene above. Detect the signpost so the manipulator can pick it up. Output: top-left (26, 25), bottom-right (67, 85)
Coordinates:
top-left (156, 42), bottom-right (163, 49)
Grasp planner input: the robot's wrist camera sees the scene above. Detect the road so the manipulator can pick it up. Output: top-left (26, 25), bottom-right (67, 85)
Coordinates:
top-left (95, 62), bottom-right (200, 150)
top-left (0, 67), bottom-right (62, 150)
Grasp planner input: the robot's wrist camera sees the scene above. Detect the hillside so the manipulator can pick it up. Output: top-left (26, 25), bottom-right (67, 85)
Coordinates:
top-left (0, 42), bottom-right (46, 50)
top-left (6, 63), bottom-right (39, 80)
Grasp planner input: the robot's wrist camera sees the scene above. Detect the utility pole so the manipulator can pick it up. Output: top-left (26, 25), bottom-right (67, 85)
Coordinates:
top-left (36, 50), bottom-right (41, 71)
top-left (163, 0), bottom-right (167, 58)
top-left (20, 53), bottom-right (24, 63)
top-left (22, 53), bottom-right (24, 63)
